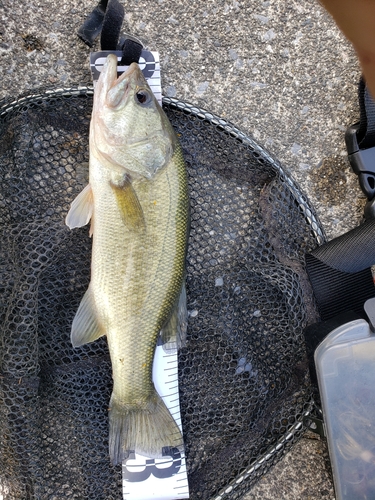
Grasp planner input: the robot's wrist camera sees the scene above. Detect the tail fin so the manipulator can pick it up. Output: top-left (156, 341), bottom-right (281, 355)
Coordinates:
top-left (109, 391), bottom-right (183, 465)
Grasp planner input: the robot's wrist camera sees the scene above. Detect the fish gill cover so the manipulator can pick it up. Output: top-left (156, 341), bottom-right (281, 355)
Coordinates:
top-left (0, 87), bottom-right (323, 499)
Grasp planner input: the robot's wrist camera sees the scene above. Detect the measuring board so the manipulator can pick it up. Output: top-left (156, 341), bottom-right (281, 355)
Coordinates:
top-left (122, 344), bottom-right (189, 499)
top-left (90, 50), bottom-right (162, 105)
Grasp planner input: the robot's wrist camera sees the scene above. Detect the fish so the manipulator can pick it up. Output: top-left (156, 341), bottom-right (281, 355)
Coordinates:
top-left (65, 54), bottom-right (189, 465)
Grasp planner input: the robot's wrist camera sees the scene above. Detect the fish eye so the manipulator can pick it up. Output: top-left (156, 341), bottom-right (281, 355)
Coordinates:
top-left (135, 90), bottom-right (151, 105)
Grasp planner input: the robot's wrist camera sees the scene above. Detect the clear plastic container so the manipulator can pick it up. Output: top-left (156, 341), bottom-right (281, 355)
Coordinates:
top-left (315, 314), bottom-right (375, 499)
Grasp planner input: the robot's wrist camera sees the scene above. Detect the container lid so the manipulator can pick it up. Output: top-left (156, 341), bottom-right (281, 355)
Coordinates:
top-left (315, 313), bottom-right (375, 499)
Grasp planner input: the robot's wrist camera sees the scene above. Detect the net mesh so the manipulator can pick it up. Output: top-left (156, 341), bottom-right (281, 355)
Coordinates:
top-left (0, 87), bottom-right (324, 500)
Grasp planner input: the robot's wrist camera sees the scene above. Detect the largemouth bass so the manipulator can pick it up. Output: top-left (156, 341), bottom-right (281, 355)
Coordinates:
top-left (66, 54), bottom-right (189, 465)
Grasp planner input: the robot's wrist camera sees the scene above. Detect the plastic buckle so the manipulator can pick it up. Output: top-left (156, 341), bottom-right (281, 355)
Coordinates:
top-left (345, 123), bottom-right (375, 200)
top-left (303, 415), bottom-right (326, 437)
top-left (364, 297), bottom-right (375, 332)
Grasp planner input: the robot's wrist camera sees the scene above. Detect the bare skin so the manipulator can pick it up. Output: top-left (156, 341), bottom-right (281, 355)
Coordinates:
top-left (320, 0), bottom-right (375, 97)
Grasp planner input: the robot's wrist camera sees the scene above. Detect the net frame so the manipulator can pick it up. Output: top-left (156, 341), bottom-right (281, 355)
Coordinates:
top-left (0, 85), bottom-right (325, 500)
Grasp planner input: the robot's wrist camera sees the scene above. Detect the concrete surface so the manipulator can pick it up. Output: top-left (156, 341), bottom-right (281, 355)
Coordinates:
top-left (0, 0), bottom-right (365, 498)
top-left (247, 433), bottom-right (335, 500)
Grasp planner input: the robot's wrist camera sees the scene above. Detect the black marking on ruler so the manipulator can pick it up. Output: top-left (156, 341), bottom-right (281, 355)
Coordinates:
top-left (171, 399), bottom-right (180, 409)
top-left (165, 383), bottom-right (179, 390)
top-left (123, 449), bottom-right (182, 483)
top-left (170, 410), bottom-right (180, 415)
top-left (90, 50), bottom-right (157, 81)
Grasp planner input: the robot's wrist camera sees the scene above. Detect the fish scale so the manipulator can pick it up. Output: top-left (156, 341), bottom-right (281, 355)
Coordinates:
top-left (93, 145), bottom-right (188, 401)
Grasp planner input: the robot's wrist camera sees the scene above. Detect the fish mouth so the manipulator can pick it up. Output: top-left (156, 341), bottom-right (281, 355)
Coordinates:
top-left (121, 62), bottom-right (144, 82)
top-left (105, 57), bottom-right (146, 109)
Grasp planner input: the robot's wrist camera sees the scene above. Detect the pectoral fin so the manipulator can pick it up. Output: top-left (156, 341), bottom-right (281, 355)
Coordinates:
top-left (65, 184), bottom-right (94, 229)
top-left (71, 286), bottom-right (105, 347)
top-left (161, 281), bottom-right (188, 352)
top-left (110, 176), bottom-right (145, 232)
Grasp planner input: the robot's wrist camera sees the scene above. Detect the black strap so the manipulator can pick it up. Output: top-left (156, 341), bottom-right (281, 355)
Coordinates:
top-left (357, 77), bottom-right (375, 149)
top-left (345, 78), bottom-right (375, 203)
top-left (305, 254), bottom-right (374, 321)
top-left (119, 37), bottom-right (143, 65)
top-left (305, 219), bottom-right (375, 321)
top-left (78, 0), bottom-right (111, 48)
top-left (78, 0), bottom-right (143, 64)
top-left (100, 0), bottom-right (124, 50)
top-left (310, 218), bottom-right (375, 273)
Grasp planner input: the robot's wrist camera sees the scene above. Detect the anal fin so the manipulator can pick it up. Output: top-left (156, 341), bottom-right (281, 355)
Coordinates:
top-left (71, 286), bottom-right (105, 347)
top-left (161, 281), bottom-right (188, 352)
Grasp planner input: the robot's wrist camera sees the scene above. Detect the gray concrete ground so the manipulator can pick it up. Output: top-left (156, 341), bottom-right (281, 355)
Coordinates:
top-left (0, 0), bottom-right (365, 498)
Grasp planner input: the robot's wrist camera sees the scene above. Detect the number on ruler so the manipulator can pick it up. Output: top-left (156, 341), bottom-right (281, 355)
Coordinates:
top-left (123, 447), bottom-right (181, 482)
